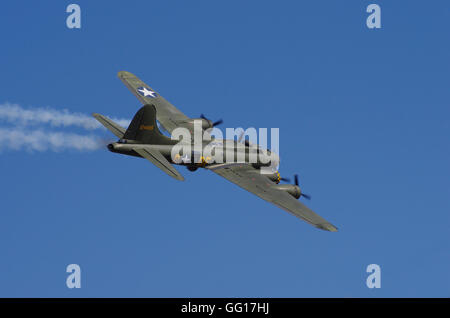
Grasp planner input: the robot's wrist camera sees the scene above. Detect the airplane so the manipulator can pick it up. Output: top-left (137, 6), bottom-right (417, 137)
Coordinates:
top-left (92, 71), bottom-right (338, 232)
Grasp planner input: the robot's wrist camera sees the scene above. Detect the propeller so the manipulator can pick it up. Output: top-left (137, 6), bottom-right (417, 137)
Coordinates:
top-left (282, 174), bottom-right (311, 200)
top-left (200, 114), bottom-right (223, 127)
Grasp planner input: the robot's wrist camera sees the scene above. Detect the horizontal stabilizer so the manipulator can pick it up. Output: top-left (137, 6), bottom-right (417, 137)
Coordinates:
top-left (133, 147), bottom-right (184, 181)
top-left (92, 113), bottom-right (126, 138)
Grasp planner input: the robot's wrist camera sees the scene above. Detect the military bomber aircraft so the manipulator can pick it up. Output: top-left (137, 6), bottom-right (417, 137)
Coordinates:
top-left (93, 71), bottom-right (338, 232)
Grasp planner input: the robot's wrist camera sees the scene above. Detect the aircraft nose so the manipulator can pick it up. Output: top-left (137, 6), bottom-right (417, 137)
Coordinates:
top-left (107, 143), bottom-right (114, 151)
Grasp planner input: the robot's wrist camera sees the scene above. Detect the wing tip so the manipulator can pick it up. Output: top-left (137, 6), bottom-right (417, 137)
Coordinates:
top-left (117, 70), bottom-right (135, 79)
top-left (168, 173), bottom-right (184, 181)
top-left (173, 172), bottom-right (185, 181)
top-left (317, 223), bottom-right (338, 232)
top-left (176, 170), bottom-right (185, 181)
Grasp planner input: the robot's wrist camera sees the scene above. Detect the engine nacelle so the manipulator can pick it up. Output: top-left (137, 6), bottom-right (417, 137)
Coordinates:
top-left (275, 184), bottom-right (301, 199)
top-left (264, 171), bottom-right (281, 184)
top-left (185, 118), bottom-right (213, 130)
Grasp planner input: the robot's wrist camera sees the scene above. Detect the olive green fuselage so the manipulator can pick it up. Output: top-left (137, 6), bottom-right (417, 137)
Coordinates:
top-left (107, 139), bottom-right (277, 168)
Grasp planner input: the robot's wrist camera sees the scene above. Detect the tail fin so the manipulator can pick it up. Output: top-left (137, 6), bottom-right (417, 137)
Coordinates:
top-left (124, 104), bottom-right (169, 144)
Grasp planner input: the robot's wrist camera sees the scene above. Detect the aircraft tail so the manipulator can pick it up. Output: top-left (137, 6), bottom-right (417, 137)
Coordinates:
top-left (92, 113), bottom-right (126, 139)
top-left (123, 104), bottom-right (171, 144)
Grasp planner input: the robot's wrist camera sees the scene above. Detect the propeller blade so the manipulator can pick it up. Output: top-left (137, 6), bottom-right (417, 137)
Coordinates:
top-left (301, 193), bottom-right (311, 200)
top-left (283, 173), bottom-right (311, 200)
top-left (213, 119), bottom-right (223, 126)
top-left (280, 177), bottom-right (291, 182)
top-left (200, 114), bottom-right (223, 127)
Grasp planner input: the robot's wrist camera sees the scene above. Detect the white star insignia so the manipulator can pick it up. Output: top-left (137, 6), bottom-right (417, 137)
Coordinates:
top-left (137, 87), bottom-right (157, 98)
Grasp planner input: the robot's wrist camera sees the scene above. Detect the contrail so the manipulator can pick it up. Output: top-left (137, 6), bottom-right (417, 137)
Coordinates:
top-left (0, 128), bottom-right (105, 152)
top-left (0, 102), bottom-right (130, 152)
top-left (0, 103), bottom-right (130, 130)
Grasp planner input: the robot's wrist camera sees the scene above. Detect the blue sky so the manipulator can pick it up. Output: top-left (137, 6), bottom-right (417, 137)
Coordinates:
top-left (0, 0), bottom-right (449, 297)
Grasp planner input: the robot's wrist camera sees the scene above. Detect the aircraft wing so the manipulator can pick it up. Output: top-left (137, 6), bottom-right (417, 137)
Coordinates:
top-left (118, 71), bottom-right (190, 134)
top-left (207, 164), bottom-right (338, 231)
top-left (133, 147), bottom-right (184, 181)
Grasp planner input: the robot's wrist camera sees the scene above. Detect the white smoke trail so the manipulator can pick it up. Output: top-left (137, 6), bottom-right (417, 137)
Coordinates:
top-left (0, 103), bottom-right (130, 130)
top-left (0, 128), bottom-right (105, 152)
